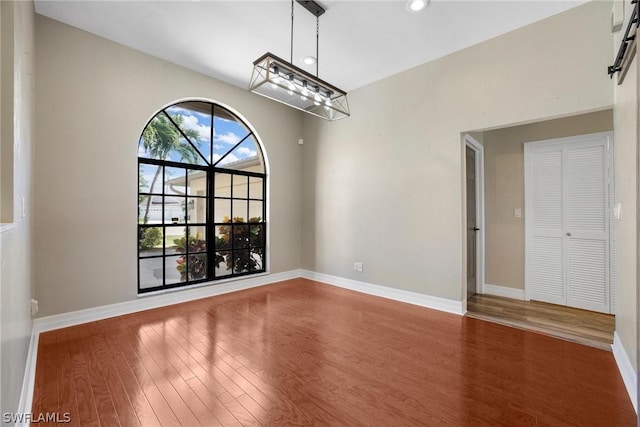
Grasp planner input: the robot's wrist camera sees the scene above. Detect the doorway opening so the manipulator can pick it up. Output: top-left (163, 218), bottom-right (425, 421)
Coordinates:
top-left (462, 110), bottom-right (616, 348)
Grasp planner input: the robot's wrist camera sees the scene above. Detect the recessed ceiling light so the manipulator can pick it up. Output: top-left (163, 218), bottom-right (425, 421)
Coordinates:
top-left (407, 0), bottom-right (430, 13)
top-left (302, 56), bottom-right (317, 65)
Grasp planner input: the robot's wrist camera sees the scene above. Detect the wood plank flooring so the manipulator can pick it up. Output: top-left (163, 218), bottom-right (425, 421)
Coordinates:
top-left (466, 294), bottom-right (615, 350)
top-left (31, 279), bottom-right (635, 426)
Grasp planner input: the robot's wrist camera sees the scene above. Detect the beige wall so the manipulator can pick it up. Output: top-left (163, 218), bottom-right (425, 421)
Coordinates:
top-left (302, 1), bottom-right (613, 302)
top-left (613, 5), bottom-right (638, 370)
top-left (0, 0), bottom-right (35, 417)
top-left (34, 16), bottom-right (303, 316)
top-left (483, 110), bottom-right (613, 290)
top-left (1, 0), bottom-right (14, 223)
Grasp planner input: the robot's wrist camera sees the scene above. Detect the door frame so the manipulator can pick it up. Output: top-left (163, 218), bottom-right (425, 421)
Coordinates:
top-left (523, 131), bottom-right (615, 313)
top-left (464, 134), bottom-right (485, 298)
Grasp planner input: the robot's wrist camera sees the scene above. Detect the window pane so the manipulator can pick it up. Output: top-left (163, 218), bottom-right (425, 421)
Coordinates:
top-left (140, 115), bottom-right (204, 165)
top-left (215, 251), bottom-right (232, 276)
top-left (187, 226), bottom-right (207, 253)
top-left (139, 258), bottom-right (163, 290)
top-left (138, 200), bottom-right (157, 224)
top-left (215, 225), bottom-right (232, 250)
top-left (250, 250), bottom-right (264, 272)
top-left (233, 250), bottom-right (251, 274)
top-left (166, 226), bottom-right (185, 255)
top-left (187, 197), bottom-right (207, 224)
top-left (216, 135), bottom-right (263, 172)
top-left (250, 224), bottom-right (264, 248)
top-left (165, 102), bottom-right (212, 164)
top-left (166, 138), bottom-right (206, 165)
top-left (138, 115), bottom-right (171, 160)
top-left (233, 225), bottom-right (249, 249)
top-left (139, 164), bottom-right (163, 194)
top-left (231, 175), bottom-right (249, 199)
top-left (187, 169), bottom-right (207, 196)
top-left (163, 197), bottom-right (186, 224)
top-left (249, 176), bottom-right (263, 199)
top-left (138, 227), bottom-right (163, 257)
top-left (232, 200), bottom-right (248, 222)
top-left (165, 167), bottom-right (187, 195)
top-left (214, 198), bottom-right (231, 223)
top-left (213, 109), bottom-right (250, 165)
top-left (144, 196), bottom-right (164, 224)
top-left (214, 173), bottom-right (232, 197)
top-left (249, 201), bottom-right (263, 222)
top-left (166, 255), bottom-right (186, 285)
top-left (232, 175), bottom-right (248, 199)
top-left (188, 254), bottom-right (207, 281)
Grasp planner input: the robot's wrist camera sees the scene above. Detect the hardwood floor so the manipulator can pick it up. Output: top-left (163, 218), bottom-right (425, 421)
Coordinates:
top-left (32, 279), bottom-right (634, 426)
top-left (466, 294), bottom-right (615, 350)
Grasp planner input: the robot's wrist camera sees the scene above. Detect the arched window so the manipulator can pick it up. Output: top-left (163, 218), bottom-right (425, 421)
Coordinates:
top-left (137, 100), bottom-right (267, 293)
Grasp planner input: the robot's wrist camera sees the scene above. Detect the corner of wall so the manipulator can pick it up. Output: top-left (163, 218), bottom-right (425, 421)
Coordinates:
top-left (1, 0), bottom-right (36, 419)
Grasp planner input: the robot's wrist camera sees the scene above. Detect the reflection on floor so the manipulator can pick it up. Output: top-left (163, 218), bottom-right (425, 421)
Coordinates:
top-left (32, 279), bottom-right (635, 426)
top-left (466, 294), bottom-right (615, 351)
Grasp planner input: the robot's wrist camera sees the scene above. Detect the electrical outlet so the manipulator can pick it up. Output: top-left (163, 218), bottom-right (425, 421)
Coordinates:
top-left (30, 299), bottom-right (38, 316)
top-left (354, 262), bottom-right (363, 272)
top-left (514, 208), bottom-right (521, 218)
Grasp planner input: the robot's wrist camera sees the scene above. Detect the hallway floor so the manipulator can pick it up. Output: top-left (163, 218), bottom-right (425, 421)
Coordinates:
top-left (466, 294), bottom-right (615, 350)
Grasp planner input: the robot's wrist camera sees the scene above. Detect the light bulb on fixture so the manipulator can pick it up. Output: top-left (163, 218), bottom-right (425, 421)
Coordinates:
top-left (287, 76), bottom-right (296, 95)
top-left (300, 81), bottom-right (309, 101)
top-left (271, 66), bottom-right (282, 88)
top-left (325, 91), bottom-right (333, 106)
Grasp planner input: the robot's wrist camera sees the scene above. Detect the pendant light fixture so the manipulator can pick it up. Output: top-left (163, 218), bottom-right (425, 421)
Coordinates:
top-left (249, 0), bottom-right (350, 121)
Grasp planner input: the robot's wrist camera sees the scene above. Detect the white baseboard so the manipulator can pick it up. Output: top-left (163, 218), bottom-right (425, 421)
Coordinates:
top-left (611, 331), bottom-right (638, 413)
top-left (301, 270), bottom-right (465, 315)
top-left (16, 325), bottom-right (39, 426)
top-left (483, 283), bottom-right (525, 300)
top-left (33, 269), bottom-right (303, 333)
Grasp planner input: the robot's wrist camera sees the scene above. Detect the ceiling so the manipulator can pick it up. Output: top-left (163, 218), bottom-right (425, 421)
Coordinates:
top-left (34, 0), bottom-right (589, 93)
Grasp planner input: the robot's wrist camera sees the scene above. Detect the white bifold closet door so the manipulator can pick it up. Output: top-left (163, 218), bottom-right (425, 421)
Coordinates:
top-left (525, 132), bottom-right (612, 314)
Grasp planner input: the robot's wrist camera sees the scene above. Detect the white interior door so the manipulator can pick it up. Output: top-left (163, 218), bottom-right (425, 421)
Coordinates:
top-left (527, 144), bottom-right (566, 305)
top-left (525, 132), bottom-right (613, 314)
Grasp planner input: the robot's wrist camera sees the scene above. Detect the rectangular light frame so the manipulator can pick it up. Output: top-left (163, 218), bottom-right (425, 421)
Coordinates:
top-left (249, 52), bottom-right (350, 121)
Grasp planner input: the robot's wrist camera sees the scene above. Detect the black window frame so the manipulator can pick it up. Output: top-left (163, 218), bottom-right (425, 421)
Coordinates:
top-left (137, 101), bottom-right (267, 294)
